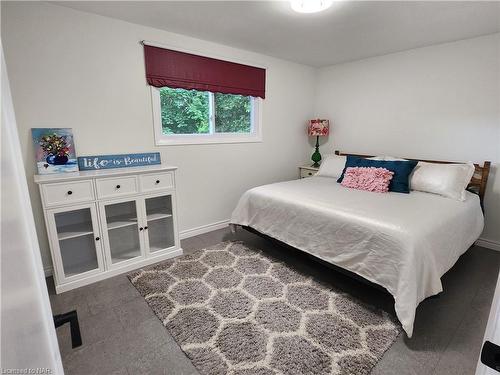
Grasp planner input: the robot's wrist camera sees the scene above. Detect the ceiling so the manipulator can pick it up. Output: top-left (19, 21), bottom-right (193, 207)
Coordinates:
top-left (54, 1), bottom-right (500, 67)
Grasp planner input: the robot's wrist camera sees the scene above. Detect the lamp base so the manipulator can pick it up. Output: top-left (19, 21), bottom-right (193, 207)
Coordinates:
top-left (311, 135), bottom-right (321, 168)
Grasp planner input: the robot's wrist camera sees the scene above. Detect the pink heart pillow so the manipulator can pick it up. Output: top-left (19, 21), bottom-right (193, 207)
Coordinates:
top-left (341, 167), bottom-right (394, 193)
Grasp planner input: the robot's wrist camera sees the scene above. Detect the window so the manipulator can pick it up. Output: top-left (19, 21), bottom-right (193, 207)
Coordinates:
top-left (144, 44), bottom-right (265, 145)
top-left (152, 87), bottom-right (261, 145)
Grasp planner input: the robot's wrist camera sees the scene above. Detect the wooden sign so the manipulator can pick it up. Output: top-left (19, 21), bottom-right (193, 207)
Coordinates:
top-left (77, 152), bottom-right (161, 171)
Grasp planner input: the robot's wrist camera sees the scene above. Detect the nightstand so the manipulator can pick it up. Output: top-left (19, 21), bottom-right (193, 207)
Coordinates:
top-left (298, 166), bottom-right (319, 179)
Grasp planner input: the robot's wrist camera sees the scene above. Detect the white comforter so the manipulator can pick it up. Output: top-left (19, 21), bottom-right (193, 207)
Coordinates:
top-left (230, 176), bottom-right (484, 337)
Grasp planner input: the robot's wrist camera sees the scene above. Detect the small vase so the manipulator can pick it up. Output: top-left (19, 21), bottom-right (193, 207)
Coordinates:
top-left (53, 155), bottom-right (69, 165)
top-left (46, 154), bottom-right (56, 165)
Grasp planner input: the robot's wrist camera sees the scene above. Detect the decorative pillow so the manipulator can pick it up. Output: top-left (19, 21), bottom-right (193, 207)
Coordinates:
top-left (337, 156), bottom-right (418, 194)
top-left (317, 155), bottom-right (385, 179)
top-left (341, 167), bottom-right (394, 193)
top-left (410, 162), bottom-right (475, 201)
top-left (316, 155), bottom-right (347, 179)
top-left (381, 156), bottom-right (408, 161)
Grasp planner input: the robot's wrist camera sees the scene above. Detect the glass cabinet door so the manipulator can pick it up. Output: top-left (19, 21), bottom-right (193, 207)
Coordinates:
top-left (101, 200), bottom-right (143, 265)
top-left (144, 195), bottom-right (176, 253)
top-left (53, 206), bottom-right (101, 279)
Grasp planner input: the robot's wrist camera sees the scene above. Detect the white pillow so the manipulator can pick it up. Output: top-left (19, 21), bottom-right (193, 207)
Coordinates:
top-left (410, 162), bottom-right (475, 201)
top-left (316, 155), bottom-right (346, 178)
top-left (383, 156), bottom-right (408, 161)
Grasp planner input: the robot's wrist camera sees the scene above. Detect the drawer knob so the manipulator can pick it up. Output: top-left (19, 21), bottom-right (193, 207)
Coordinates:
top-left (144, 226), bottom-right (148, 230)
top-left (67, 190), bottom-right (73, 195)
top-left (139, 227), bottom-right (144, 231)
top-left (116, 185), bottom-right (121, 189)
top-left (95, 237), bottom-right (100, 241)
top-left (155, 180), bottom-right (160, 184)
top-left (308, 172), bottom-right (313, 176)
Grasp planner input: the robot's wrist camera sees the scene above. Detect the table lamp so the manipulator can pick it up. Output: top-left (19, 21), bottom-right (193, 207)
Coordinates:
top-left (308, 119), bottom-right (329, 167)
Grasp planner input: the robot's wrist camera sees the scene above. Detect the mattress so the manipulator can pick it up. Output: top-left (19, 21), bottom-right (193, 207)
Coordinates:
top-left (230, 176), bottom-right (484, 337)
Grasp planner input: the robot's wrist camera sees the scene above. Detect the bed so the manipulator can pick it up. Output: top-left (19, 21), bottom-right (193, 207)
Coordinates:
top-left (230, 151), bottom-right (491, 337)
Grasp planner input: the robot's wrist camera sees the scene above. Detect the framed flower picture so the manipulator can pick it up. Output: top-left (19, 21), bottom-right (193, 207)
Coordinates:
top-left (31, 128), bottom-right (78, 174)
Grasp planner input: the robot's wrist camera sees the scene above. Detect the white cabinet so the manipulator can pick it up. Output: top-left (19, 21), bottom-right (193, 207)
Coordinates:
top-left (139, 172), bottom-right (174, 192)
top-left (95, 175), bottom-right (138, 199)
top-left (99, 197), bottom-right (145, 268)
top-left (41, 179), bottom-right (95, 207)
top-left (143, 193), bottom-right (177, 253)
top-left (35, 165), bottom-right (182, 293)
top-left (46, 203), bottom-right (104, 283)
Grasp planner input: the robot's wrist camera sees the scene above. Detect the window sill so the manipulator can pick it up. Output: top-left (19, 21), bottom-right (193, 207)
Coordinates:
top-left (155, 134), bottom-right (263, 146)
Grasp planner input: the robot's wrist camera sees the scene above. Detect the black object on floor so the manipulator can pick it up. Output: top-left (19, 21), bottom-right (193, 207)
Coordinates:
top-left (481, 340), bottom-right (500, 372)
top-left (54, 310), bottom-right (82, 348)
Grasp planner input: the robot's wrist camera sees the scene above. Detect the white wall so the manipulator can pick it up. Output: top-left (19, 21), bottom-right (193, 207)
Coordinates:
top-left (1, 2), bottom-right (316, 271)
top-left (315, 33), bottom-right (500, 245)
top-left (1, 44), bottom-right (63, 374)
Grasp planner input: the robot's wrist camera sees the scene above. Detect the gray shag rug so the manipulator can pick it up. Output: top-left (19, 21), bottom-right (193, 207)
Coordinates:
top-left (128, 241), bottom-right (401, 375)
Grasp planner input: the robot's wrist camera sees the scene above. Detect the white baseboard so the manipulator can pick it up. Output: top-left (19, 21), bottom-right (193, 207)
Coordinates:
top-left (180, 219), bottom-right (230, 240)
top-left (476, 238), bottom-right (500, 252)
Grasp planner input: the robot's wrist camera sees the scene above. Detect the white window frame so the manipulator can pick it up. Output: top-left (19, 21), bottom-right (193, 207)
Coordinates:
top-left (151, 87), bottom-right (263, 146)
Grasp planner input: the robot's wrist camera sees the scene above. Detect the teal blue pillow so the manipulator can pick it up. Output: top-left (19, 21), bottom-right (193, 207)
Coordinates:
top-left (337, 156), bottom-right (418, 194)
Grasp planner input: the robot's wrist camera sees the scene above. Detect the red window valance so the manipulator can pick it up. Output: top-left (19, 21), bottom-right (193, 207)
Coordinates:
top-left (144, 45), bottom-right (266, 99)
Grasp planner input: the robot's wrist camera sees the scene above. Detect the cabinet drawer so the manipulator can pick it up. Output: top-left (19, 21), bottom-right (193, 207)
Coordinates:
top-left (300, 168), bottom-right (317, 178)
top-left (96, 176), bottom-right (138, 199)
top-left (42, 180), bottom-right (94, 207)
top-left (140, 172), bottom-right (174, 192)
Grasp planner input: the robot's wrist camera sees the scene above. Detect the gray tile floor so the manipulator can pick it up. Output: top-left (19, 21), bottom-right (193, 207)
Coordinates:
top-left (48, 227), bottom-right (500, 375)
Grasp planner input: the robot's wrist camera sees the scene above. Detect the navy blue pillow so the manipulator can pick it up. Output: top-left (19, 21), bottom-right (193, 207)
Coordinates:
top-left (337, 156), bottom-right (418, 194)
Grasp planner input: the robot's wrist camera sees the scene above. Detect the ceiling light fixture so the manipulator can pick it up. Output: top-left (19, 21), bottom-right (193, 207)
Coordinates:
top-left (290, 0), bottom-right (333, 13)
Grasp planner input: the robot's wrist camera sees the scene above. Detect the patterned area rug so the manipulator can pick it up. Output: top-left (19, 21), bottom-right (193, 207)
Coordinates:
top-left (128, 241), bottom-right (401, 375)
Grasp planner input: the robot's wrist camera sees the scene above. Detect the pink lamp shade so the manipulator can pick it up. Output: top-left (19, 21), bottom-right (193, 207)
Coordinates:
top-left (307, 119), bottom-right (329, 136)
